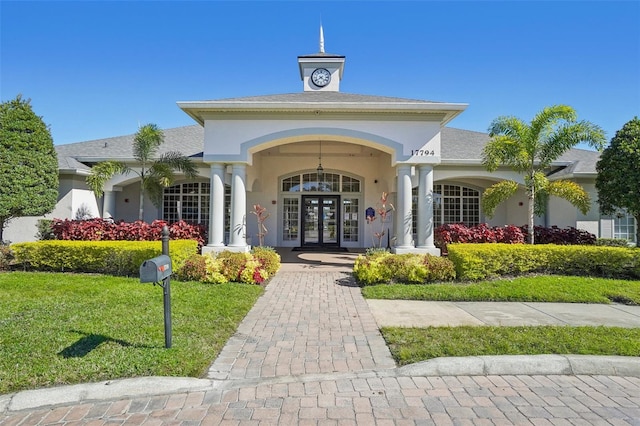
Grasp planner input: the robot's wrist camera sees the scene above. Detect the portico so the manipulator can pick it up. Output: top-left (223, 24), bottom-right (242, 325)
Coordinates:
top-left (178, 33), bottom-right (465, 255)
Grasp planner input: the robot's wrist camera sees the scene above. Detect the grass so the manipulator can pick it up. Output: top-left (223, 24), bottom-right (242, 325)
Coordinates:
top-left (382, 326), bottom-right (640, 365)
top-left (0, 272), bottom-right (263, 395)
top-left (365, 275), bottom-right (640, 365)
top-left (361, 275), bottom-right (640, 305)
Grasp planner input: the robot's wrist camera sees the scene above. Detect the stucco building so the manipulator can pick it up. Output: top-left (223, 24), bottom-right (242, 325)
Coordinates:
top-left (5, 35), bottom-right (636, 249)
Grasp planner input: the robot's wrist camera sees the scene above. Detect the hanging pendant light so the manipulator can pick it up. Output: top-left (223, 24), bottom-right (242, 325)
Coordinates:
top-left (316, 140), bottom-right (324, 180)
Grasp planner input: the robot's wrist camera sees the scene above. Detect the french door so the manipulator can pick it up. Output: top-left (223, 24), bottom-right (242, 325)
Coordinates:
top-left (301, 195), bottom-right (340, 247)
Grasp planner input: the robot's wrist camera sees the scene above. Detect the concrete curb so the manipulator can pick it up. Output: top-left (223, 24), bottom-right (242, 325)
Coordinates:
top-left (0, 377), bottom-right (215, 413)
top-left (2, 356), bottom-right (640, 413)
top-left (396, 355), bottom-right (640, 378)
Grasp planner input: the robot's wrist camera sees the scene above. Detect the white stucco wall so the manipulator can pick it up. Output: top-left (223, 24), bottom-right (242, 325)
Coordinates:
top-left (3, 176), bottom-right (99, 243)
top-left (203, 118), bottom-right (442, 165)
top-left (114, 182), bottom-right (160, 223)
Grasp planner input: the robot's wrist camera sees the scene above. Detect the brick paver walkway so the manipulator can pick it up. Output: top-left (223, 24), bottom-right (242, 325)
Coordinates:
top-left (207, 271), bottom-right (395, 380)
top-left (3, 373), bottom-right (639, 424)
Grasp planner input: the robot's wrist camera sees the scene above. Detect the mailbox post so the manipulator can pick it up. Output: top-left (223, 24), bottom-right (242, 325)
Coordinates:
top-left (139, 226), bottom-right (172, 348)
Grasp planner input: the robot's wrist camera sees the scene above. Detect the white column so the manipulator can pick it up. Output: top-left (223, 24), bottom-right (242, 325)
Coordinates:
top-left (103, 191), bottom-right (116, 219)
top-left (417, 165), bottom-right (436, 249)
top-left (228, 163), bottom-right (248, 249)
top-left (208, 163), bottom-right (225, 247)
top-left (394, 164), bottom-right (414, 250)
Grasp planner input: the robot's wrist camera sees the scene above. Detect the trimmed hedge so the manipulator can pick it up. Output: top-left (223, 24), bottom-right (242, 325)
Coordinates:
top-left (11, 240), bottom-right (198, 276)
top-left (447, 243), bottom-right (640, 281)
top-left (353, 251), bottom-right (455, 285)
top-left (596, 238), bottom-right (632, 247)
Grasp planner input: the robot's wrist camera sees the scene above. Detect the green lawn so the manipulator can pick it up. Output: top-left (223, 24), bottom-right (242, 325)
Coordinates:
top-left (364, 275), bottom-right (640, 365)
top-left (0, 272), bottom-right (263, 395)
top-left (383, 326), bottom-right (640, 365)
top-left (362, 275), bottom-right (640, 305)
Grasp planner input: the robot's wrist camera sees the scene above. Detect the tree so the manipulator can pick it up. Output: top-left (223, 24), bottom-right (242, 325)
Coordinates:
top-left (482, 105), bottom-right (606, 244)
top-left (595, 117), bottom-right (640, 247)
top-left (0, 95), bottom-right (59, 242)
top-left (87, 123), bottom-right (198, 220)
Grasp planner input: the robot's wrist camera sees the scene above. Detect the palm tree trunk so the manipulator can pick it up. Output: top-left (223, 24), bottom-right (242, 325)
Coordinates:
top-left (138, 188), bottom-right (144, 221)
top-left (635, 212), bottom-right (640, 248)
top-left (527, 188), bottom-right (535, 245)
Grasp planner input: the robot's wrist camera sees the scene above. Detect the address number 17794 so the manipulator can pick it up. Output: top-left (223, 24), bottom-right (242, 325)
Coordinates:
top-left (411, 150), bottom-right (435, 156)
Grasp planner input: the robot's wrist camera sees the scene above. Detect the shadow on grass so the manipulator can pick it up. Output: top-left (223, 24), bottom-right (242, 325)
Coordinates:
top-left (58, 330), bottom-right (153, 358)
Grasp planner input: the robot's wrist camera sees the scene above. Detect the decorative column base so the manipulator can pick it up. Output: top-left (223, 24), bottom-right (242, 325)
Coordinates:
top-left (393, 246), bottom-right (441, 256)
top-left (202, 245), bottom-right (250, 255)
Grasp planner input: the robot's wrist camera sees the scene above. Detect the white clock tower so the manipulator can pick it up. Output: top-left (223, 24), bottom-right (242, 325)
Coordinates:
top-left (298, 25), bottom-right (345, 92)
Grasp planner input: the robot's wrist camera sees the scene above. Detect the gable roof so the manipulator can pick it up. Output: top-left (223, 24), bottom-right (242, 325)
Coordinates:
top-left (55, 124), bottom-right (600, 176)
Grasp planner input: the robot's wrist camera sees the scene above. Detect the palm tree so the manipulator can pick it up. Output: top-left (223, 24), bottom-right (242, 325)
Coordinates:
top-left (87, 124), bottom-right (199, 220)
top-left (482, 105), bottom-right (606, 244)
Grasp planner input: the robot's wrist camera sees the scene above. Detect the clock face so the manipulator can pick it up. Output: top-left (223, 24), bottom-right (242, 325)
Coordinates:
top-left (311, 68), bottom-right (331, 87)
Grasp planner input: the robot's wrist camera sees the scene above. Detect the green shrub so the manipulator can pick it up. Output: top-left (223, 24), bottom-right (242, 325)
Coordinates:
top-left (216, 251), bottom-right (248, 282)
top-left (176, 254), bottom-right (208, 281)
top-left (596, 238), bottom-right (632, 247)
top-left (11, 240), bottom-right (197, 276)
top-left (447, 243), bottom-right (640, 281)
top-left (36, 219), bottom-right (55, 240)
top-left (353, 252), bottom-right (455, 285)
top-left (251, 246), bottom-right (281, 278)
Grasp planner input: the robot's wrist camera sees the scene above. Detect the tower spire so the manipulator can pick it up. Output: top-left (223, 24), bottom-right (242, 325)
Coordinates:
top-left (319, 23), bottom-right (325, 53)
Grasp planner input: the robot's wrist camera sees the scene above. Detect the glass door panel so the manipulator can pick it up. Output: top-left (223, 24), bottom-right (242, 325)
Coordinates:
top-left (303, 197), bottom-right (319, 244)
top-left (302, 196), bottom-right (340, 247)
top-left (322, 197), bottom-right (338, 244)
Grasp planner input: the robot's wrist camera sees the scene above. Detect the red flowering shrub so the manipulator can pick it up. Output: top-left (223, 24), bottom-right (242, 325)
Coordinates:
top-left (436, 223), bottom-right (595, 254)
top-left (51, 219), bottom-right (206, 248)
top-left (435, 223), bottom-right (525, 253)
top-left (521, 225), bottom-right (596, 245)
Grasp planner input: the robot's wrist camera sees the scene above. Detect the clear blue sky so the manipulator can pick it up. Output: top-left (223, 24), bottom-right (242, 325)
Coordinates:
top-left (1, 1), bottom-right (639, 148)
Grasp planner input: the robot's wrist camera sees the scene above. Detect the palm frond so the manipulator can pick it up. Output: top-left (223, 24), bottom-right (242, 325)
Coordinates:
top-left (149, 162), bottom-right (176, 187)
top-left (144, 177), bottom-right (166, 207)
top-left (539, 121), bottom-right (607, 166)
top-left (488, 116), bottom-right (528, 139)
top-left (159, 151), bottom-right (199, 179)
top-left (133, 124), bottom-right (164, 163)
top-left (482, 135), bottom-right (530, 172)
top-left (546, 180), bottom-right (591, 215)
top-left (523, 171), bottom-right (549, 195)
top-left (481, 180), bottom-right (519, 218)
top-left (86, 161), bottom-right (129, 197)
top-left (530, 105), bottom-right (576, 143)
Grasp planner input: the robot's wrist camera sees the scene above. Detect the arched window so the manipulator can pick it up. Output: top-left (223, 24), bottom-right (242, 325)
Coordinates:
top-left (281, 172), bottom-right (360, 193)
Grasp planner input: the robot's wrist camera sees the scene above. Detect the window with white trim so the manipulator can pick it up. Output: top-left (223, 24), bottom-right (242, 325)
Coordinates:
top-left (614, 211), bottom-right (636, 242)
top-left (412, 184), bottom-right (481, 234)
top-left (281, 172), bottom-right (359, 193)
top-left (163, 182), bottom-right (231, 230)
